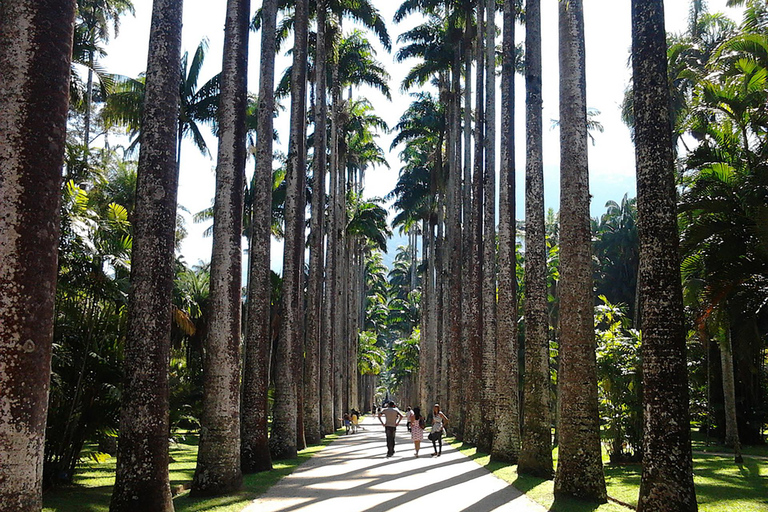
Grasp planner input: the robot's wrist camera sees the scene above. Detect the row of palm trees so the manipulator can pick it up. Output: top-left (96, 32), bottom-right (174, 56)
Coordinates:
top-left (386, 0), bottom-right (698, 509)
top-left (1, 1), bottom-right (719, 512)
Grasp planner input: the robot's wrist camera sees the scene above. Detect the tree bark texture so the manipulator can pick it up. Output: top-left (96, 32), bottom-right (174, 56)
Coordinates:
top-left (108, 1), bottom-right (182, 510)
top-left (518, 0), bottom-right (553, 479)
top-left (324, 50), bottom-right (341, 433)
top-left (719, 328), bottom-right (742, 459)
top-left (456, 11), bottom-right (474, 438)
top-left (192, 0), bottom-right (249, 494)
top-left (479, 0), bottom-right (498, 454)
top-left (304, 0), bottom-right (328, 445)
top-left (464, 0), bottom-right (485, 445)
top-left (241, 0), bottom-right (276, 474)
top-left (271, 0), bottom-right (308, 460)
top-left (446, 52), bottom-right (463, 428)
top-left (491, 0), bottom-right (520, 463)
top-left (632, 1), bottom-right (698, 510)
top-left (0, 1), bottom-right (75, 509)
top-left (553, 0), bottom-right (607, 502)
top-left (419, 226), bottom-right (433, 407)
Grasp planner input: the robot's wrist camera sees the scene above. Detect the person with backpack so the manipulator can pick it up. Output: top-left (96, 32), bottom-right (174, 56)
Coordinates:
top-left (409, 406), bottom-right (425, 457)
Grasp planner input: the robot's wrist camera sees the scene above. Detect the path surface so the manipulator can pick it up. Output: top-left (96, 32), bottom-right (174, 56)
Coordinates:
top-left (244, 416), bottom-right (546, 512)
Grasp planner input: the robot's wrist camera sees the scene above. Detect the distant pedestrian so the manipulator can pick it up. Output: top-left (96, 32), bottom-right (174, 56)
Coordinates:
top-left (350, 409), bottom-right (359, 434)
top-left (405, 406), bottom-right (413, 432)
top-left (343, 412), bottom-right (351, 435)
top-left (378, 401), bottom-right (403, 457)
top-left (410, 406), bottom-right (425, 457)
top-left (429, 403), bottom-right (449, 457)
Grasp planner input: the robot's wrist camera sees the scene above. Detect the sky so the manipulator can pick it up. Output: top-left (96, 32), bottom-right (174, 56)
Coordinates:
top-left (101, 0), bottom-right (745, 270)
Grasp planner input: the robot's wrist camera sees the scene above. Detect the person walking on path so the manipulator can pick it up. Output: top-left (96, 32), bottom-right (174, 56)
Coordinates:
top-left (429, 404), bottom-right (449, 457)
top-left (378, 401), bottom-right (403, 457)
top-left (405, 406), bottom-right (413, 432)
top-left (410, 407), bottom-right (425, 457)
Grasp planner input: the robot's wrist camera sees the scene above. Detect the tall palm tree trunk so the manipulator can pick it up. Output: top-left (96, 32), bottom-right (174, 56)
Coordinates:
top-left (553, 0), bottom-right (607, 502)
top-left (518, 0), bottom-right (553, 479)
top-left (720, 326), bottom-right (742, 460)
top-left (109, 1), bottom-right (183, 510)
top-left (271, 0), bottom-right (309, 460)
top-left (192, 0), bottom-right (249, 494)
top-left (491, 0), bottom-right (520, 463)
top-left (241, 0), bottom-right (277, 474)
top-left (331, 83), bottom-right (344, 430)
top-left (419, 223), bottom-right (432, 406)
top-left (479, 0), bottom-right (497, 454)
top-left (0, 1), bottom-right (75, 509)
top-left (435, 205), bottom-right (446, 405)
top-left (632, 1), bottom-right (697, 510)
top-left (446, 51), bottom-right (463, 425)
top-left (305, 0), bottom-right (329, 445)
top-left (464, 0), bottom-right (485, 445)
top-left (456, 9), bottom-right (474, 439)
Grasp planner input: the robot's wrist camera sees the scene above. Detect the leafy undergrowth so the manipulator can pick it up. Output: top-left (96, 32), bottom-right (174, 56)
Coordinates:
top-left (448, 438), bottom-right (768, 512)
top-left (43, 432), bottom-right (340, 512)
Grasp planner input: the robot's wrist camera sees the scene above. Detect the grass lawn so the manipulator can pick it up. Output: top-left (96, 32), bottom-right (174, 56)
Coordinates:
top-left (449, 438), bottom-right (768, 512)
top-left (43, 432), bottom-right (340, 512)
top-left (690, 430), bottom-right (768, 458)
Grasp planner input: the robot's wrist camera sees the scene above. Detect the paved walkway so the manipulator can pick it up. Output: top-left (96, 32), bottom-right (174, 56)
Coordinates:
top-left (244, 416), bottom-right (546, 512)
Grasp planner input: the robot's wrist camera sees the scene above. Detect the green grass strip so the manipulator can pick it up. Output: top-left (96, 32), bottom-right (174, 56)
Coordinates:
top-left (448, 437), bottom-right (768, 512)
top-left (43, 431), bottom-right (341, 512)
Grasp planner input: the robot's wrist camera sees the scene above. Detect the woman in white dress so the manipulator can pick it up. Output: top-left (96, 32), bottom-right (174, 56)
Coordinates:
top-left (410, 406), bottom-right (424, 457)
top-left (430, 403), bottom-right (448, 457)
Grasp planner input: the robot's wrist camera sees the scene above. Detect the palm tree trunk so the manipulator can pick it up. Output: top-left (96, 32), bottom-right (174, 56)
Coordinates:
top-left (478, 0), bottom-right (497, 454)
top-left (446, 51), bottom-right (463, 426)
top-left (331, 82), bottom-right (344, 431)
top-left (420, 223), bottom-right (434, 406)
top-left (435, 204), bottom-right (446, 405)
top-left (241, 0), bottom-right (277, 474)
top-left (109, 0), bottom-right (182, 509)
top-left (720, 326), bottom-right (743, 461)
top-left (491, 0), bottom-right (520, 463)
top-left (631, 2), bottom-right (697, 510)
top-left (553, 0), bottom-right (607, 502)
top-left (304, 0), bottom-right (328, 445)
top-left (0, 1), bottom-right (75, 509)
top-left (518, 0), bottom-right (553, 479)
top-left (463, 0), bottom-right (485, 446)
top-left (271, 0), bottom-right (309, 460)
top-left (191, 0), bottom-right (249, 494)
top-left (456, 8), bottom-right (474, 440)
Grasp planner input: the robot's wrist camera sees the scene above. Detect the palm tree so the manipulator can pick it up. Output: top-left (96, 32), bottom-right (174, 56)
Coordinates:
top-left (76, 0), bottom-right (135, 149)
top-left (271, 0), bottom-right (309, 460)
top-left (553, 0), bottom-right (607, 502)
top-left (191, 0), bottom-right (249, 495)
top-left (241, 0), bottom-right (278, 474)
top-left (631, 1), bottom-right (698, 510)
top-left (517, 0), bottom-right (553, 479)
top-left (0, 1), bottom-right (76, 509)
top-left (109, 0), bottom-right (183, 509)
top-left (477, 0), bottom-right (498, 454)
top-left (464, 0), bottom-right (485, 446)
top-left (103, 40), bottom-right (219, 167)
top-left (491, 0), bottom-right (520, 463)
top-left (304, 0), bottom-right (329, 447)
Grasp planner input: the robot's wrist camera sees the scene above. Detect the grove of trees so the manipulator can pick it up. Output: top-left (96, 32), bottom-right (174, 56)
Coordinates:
top-left (1, 0), bottom-right (766, 511)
